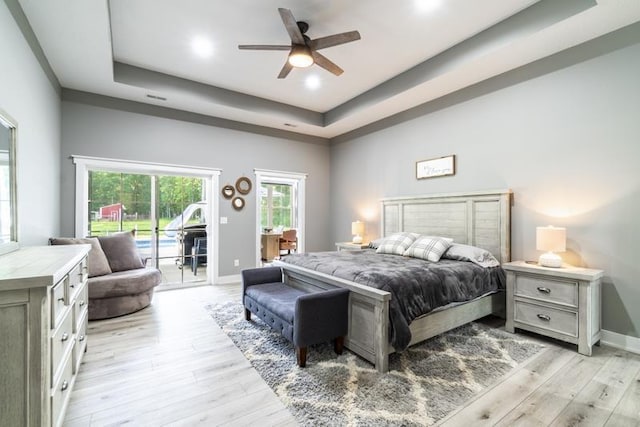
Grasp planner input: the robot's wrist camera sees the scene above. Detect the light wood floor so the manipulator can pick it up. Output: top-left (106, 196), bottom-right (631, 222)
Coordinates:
top-left (65, 284), bottom-right (640, 426)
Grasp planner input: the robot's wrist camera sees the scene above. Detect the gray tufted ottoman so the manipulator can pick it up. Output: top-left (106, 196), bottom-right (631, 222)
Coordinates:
top-left (242, 266), bottom-right (349, 367)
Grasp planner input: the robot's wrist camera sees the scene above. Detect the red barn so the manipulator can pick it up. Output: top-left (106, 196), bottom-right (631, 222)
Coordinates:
top-left (99, 203), bottom-right (125, 221)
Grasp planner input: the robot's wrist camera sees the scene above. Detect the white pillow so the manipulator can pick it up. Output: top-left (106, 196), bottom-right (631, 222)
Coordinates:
top-left (376, 232), bottom-right (420, 256)
top-left (442, 243), bottom-right (500, 267)
top-left (403, 235), bottom-right (453, 262)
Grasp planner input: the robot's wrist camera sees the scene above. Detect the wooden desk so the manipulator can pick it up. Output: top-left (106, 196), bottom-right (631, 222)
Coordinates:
top-left (261, 233), bottom-right (281, 261)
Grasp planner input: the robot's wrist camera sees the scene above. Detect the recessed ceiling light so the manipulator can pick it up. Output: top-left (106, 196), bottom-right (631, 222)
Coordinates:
top-left (191, 36), bottom-right (213, 58)
top-left (305, 75), bottom-right (321, 90)
top-left (414, 0), bottom-right (442, 13)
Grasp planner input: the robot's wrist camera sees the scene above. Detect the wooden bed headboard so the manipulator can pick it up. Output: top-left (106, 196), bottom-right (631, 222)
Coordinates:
top-left (381, 189), bottom-right (512, 263)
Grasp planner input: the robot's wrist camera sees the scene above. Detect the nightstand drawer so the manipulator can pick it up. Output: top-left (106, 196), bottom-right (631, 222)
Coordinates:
top-left (515, 274), bottom-right (577, 307)
top-left (514, 300), bottom-right (577, 338)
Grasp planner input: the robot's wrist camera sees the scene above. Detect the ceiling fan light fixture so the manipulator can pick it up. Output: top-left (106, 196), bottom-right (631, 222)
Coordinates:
top-left (288, 45), bottom-right (314, 68)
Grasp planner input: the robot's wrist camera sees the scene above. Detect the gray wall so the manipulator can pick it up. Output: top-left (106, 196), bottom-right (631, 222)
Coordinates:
top-left (60, 98), bottom-right (331, 276)
top-left (0, 0), bottom-right (62, 245)
top-left (330, 33), bottom-right (640, 338)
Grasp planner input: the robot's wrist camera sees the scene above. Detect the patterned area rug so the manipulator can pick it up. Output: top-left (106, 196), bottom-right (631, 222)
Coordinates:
top-left (207, 302), bottom-right (544, 426)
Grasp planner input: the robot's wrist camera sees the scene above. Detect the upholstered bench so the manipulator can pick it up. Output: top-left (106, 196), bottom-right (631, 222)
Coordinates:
top-left (242, 267), bottom-right (349, 367)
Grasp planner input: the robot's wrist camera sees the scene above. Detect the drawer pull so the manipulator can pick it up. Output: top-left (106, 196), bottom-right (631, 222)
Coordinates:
top-left (70, 284), bottom-right (75, 288)
top-left (537, 314), bottom-right (551, 321)
top-left (79, 334), bottom-right (86, 342)
top-left (537, 287), bottom-right (551, 294)
top-left (61, 332), bottom-right (69, 342)
top-left (57, 297), bottom-right (65, 303)
top-left (61, 380), bottom-right (69, 392)
top-left (79, 300), bottom-right (86, 307)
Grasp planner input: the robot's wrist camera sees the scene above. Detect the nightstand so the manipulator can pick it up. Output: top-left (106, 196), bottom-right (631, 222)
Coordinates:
top-left (503, 261), bottom-right (603, 356)
top-left (335, 242), bottom-right (369, 251)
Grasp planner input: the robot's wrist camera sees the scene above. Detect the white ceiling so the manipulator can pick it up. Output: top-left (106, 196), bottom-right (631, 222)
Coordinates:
top-left (17, 0), bottom-right (640, 138)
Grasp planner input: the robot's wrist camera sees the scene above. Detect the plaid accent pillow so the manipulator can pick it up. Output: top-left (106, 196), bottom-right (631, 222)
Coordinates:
top-left (403, 235), bottom-right (454, 262)
top-left (376, 232), bottom-right (420, 256)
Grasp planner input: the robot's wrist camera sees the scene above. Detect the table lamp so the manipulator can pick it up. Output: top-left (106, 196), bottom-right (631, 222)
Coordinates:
top-left (536, 226), bottom-right (566, 267)
top-left (351, 221), bottom-right (365, 244)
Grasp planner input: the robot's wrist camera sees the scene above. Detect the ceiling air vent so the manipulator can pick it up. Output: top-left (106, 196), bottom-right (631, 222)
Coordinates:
top-left (146, 94), bottom-right (167, 101)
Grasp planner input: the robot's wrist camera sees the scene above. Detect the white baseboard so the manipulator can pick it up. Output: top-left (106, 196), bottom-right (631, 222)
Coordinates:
top-left (216, 274), bottom-right (241, 285)
top-left (601, 329), bottom-right (640, 355)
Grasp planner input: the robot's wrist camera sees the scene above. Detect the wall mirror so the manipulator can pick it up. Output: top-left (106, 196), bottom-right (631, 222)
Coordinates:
top-left (232, 196), bottom-right (245, 211)
top-left (221, 184), bottom-right (235, 199)
top-left (235, 176), bottom-right (252, 195)
top-left (0, 109), bottom-right (18, 255)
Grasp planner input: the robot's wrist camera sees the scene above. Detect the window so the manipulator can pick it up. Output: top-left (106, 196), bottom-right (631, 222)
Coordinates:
top-left (254, 169), bottom-right (307, 265)
top-left (261, 183), bottom-right (293, 229)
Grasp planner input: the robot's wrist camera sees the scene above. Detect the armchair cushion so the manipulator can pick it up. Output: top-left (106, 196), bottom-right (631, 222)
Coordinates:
top-left (98, 230), bottom-right (144, 272)
top-left (49, 237), bottom-right (112, 278)
top-left (88, 268), bottom-right (162, 299)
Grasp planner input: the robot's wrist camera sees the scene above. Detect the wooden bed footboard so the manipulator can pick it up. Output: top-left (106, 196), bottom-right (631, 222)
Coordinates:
top-left (277, 262), bottom-right (505, 373)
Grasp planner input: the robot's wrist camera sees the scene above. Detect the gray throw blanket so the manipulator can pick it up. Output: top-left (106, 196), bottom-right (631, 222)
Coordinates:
top-left (280, 250), bottom-right (505, 350)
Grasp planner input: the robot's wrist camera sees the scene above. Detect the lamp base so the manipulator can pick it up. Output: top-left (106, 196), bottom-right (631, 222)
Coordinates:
top-left (539, 252), bottom-right (562, 268)
top-left (352, 235), bottom-right (363, 244)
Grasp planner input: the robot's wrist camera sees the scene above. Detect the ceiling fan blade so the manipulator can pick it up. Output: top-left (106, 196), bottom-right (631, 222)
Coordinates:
top-left (309, 31), bottom-right (361, 50)
top-left (311, 51), bottom-right (344, 76)
top-left (278, 8), bottom-right (305, 45)
top-left (278, 61), bottom-right (294, 79)
top-left (238, 45), bottom-right (291, 51)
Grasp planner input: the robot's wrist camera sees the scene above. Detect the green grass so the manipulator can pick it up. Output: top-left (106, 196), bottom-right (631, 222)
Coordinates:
top-left (90, 218), bottom-right (201, 237)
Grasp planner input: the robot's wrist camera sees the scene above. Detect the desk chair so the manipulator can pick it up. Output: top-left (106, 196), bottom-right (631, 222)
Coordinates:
top-left (279, 229), bottom-right (297, 255)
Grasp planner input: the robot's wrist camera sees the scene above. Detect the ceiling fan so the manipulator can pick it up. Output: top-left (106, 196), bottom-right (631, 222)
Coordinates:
top-left (238, 8), bottom-right (361, 79)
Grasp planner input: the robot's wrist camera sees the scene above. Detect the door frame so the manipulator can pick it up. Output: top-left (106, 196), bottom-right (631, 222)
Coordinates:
top-left (72, 155), bottom-right (221, 284)
top-left (254, 168), bottom-right (307, 266)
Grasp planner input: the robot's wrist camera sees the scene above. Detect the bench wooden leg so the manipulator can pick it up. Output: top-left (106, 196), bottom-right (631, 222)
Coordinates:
top-left (334, 336), bottom-right (344, 355)
top-left (244, 308), bottom-right (251, 321)
top-left (296, 346), bottom-right (307, 367)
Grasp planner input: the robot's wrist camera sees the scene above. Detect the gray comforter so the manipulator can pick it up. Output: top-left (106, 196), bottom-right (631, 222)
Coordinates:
top-left (280, 250), bottom-right (505, 350)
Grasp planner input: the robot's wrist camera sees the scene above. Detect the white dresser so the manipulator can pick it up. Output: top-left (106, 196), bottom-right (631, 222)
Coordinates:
top-left (503, 261), bottom-right (603, 356)
top-left (0, 245), bottom-right (90, 427)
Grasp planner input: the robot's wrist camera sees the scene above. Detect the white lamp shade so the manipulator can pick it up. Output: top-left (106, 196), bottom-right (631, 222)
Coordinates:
top-left (536, 226), bottom-right (566, 252)
top-left (536, 226), bottom-right (566, 267)
top-left (351, 221), bottom-right (365, 243)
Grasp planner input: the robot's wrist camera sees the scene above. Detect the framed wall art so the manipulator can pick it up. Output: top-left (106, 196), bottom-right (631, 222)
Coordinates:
top-left (416, 155), bottom-right (455, 179)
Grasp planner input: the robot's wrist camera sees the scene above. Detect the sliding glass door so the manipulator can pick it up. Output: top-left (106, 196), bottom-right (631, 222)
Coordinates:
top-left (87, 170), bottom-right (208, 286)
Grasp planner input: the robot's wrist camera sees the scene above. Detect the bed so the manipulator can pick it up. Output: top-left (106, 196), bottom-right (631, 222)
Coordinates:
top-left (274, 189), bottom-right (512, 373)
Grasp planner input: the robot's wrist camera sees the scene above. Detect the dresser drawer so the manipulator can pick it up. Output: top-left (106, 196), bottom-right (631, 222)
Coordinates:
top-left (51, 350), bottom-right (74, 427)
top-left (515, 274), bottom-right (578, 307)
top-left (514, 300), bottom-right (577, 338)
top-left (51, 278), bottom-right (67, 328)
top-left (74, 312), bottom-right (88, 375)
top-left (51, 309), bottom-right (74, 384)
top-left (68, 260), bottom-right (86, 301)
top-left (73, 281), bottom-right (89, 332)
